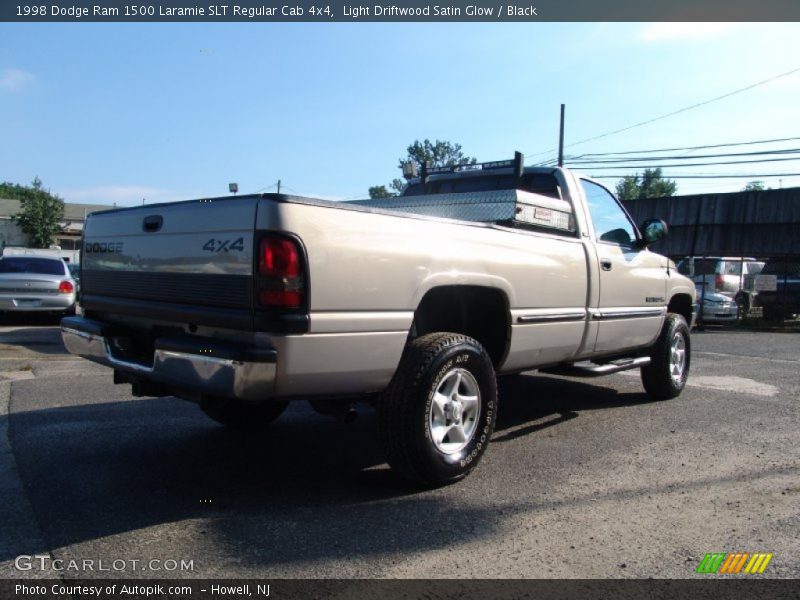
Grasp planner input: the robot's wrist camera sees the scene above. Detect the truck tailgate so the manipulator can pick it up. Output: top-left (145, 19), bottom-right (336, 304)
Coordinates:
top-left (81, 197), bottom-right (259, 319)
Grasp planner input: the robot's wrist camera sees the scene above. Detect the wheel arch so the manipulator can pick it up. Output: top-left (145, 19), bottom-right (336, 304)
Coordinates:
top-left (411, 285), bottom-right (510, 368)
top-left (667, 292), bottom-right (694, 326)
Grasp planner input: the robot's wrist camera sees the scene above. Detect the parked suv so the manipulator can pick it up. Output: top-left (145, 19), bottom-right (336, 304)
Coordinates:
top-left (754, 258), bottom-right (800, 322)
top-left (677, 257), bottom-right (764, 309)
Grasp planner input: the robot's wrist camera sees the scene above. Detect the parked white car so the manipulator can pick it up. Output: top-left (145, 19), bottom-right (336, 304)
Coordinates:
top-left (695, 285), bottom-right (738, 325)
top-left (0, 256), bottom-right (77, 315)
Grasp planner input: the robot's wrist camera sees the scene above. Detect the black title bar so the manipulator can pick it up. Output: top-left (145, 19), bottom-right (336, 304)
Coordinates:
top-left (2, 0), bottom-right (799, 22)
top-left (3, 579), bottom-right (800, 600)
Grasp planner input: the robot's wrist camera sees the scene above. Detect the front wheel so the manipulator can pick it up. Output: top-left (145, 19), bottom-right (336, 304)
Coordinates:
top-left (199, 396), bottom-right (289, 431)
top-left (641, 313), bottom-right (691, 400)
top-left (378, 332), bottom-right (498, 487)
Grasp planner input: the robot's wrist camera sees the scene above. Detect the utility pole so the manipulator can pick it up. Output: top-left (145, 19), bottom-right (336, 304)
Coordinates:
top-left (558, 104), bottom-right (565, 167)
top-left (277, 179), bottom-right (281, 194)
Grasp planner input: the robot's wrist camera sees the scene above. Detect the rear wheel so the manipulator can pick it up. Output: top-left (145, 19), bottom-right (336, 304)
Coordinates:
top-left (379, 332), bottom-right (498, 486)
top-left (199, 396), bottom-right (288, 431)
top-left (641, 313), bottom-right (690, 400)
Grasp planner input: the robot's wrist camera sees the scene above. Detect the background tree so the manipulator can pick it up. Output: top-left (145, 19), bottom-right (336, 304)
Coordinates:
top-left (368, 185), bottom-right (394, 199)
top-left (615, 168), bottom-right (678, 201)
top-left (3, 177), bottom-right (65, 248)
top-left (742, 180), bottom-right (766, 192)
top-left (369, 139), bottom-right (477, 197)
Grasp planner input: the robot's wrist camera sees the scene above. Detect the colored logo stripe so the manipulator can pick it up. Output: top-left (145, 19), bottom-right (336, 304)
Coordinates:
top-left (719, 553), bottom-right (749, 574)
top-left (696, 553), bottom-right (726, 573)
top-left (744, 553), bottom-right (774, 574)
top-left (697, 552), bottom-right (773, 574)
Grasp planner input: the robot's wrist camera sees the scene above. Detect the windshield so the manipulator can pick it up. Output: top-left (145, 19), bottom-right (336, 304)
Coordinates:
top-left (0, 257), bottom-right (67, 276)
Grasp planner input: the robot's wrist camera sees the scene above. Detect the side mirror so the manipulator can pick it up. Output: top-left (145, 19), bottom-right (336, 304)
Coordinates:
top-left (639, 218), bottom-right (668, 246)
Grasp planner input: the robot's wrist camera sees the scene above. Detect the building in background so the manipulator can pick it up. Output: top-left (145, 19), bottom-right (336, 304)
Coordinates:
top-left (0, 199), bottom-right (114, 257)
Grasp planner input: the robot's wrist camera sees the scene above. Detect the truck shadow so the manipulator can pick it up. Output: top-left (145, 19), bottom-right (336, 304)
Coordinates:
top-left (0, 324), bottom-right (67, 355)
top-left (494, 373), bottom-right (653, 442)
top-left (4, 374), bottom-right (649, 572)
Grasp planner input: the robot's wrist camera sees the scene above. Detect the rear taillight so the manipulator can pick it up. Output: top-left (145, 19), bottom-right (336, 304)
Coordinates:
top-left (58, 281), bottom-right (74, 294)
top-left (257, 236), bottom-right (304, 309)
top-left (715, 274), bottom-right (724, 290)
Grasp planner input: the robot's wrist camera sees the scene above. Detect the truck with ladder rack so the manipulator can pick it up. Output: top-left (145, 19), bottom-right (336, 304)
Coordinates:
top-left (61, 152), bottom-right (696, 486)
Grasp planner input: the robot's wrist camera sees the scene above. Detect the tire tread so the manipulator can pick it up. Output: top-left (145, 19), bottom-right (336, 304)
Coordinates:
top-left (379, 332), bottom-right (496, 485)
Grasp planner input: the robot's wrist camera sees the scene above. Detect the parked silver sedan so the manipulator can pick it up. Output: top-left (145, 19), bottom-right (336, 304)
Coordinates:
top-left (695, 285), bottom-right (738, 325)
top-left (0, 256), bottom-right (77, 315)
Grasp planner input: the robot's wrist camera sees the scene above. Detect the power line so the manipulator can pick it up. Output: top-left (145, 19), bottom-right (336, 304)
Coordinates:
top-left (254, 182), bottom-right (278, 193)
top-left (527, 65), bottom-right (800, 161)
top-left (565, 148), bottom-right (800, 165)
top-left (592, 172), bottom-right (800, 179)
top-left (575, 156), bottom-right (800, 170)
top-left (542, 147), bottom-right (800, 167)
top-left (566, 135), bottom-right (800, 158)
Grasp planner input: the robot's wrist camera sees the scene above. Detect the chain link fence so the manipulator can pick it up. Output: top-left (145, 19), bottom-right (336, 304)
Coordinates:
top-left (676, 254), bottom-right (800, 329)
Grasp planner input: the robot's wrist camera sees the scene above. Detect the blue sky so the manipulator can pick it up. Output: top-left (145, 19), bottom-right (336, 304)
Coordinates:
top-left (1, 22), bottom-right (799, 206)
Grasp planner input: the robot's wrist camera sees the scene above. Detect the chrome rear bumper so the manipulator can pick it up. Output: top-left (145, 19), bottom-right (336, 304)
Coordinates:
top-left (61, 317), bottom-right (276, 401)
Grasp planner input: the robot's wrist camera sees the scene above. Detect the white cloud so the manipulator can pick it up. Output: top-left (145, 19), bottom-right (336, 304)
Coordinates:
top-left (638, 23), bottom-right (741, 43)
top-left (0, 68), bottom-right (35, 92)
top-left (62, 186), bottom-right (190, 206)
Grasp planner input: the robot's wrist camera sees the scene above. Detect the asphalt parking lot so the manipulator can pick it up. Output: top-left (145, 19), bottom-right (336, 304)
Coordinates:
top-left (0, 319), bottom-right (797, 579)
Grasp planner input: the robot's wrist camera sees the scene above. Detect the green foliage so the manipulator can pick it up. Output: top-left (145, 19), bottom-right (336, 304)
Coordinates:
top-left (615, 168), bottom-right (678, 201)
top-left (368, 185), bottom-right (395, 199)
top-left (3, 178), bottom-right (65, 248)
top-left (742, 180), bottom-right (766, 192)
top-left (369, 139), bottom-right (477, 196)
top-left (400, 139), bottom-right (477, 171)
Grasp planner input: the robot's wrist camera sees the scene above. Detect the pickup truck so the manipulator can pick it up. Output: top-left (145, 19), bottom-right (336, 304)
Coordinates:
top-left (61, 154), bottom-right (696, 486)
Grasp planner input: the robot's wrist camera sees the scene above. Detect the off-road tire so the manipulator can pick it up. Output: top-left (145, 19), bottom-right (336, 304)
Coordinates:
top-left (199, 396), bottom-right (289, 431)
top-left (641, 313), bottom-right (691, 400)
top-left (378, 332), bottom-right (498, 486)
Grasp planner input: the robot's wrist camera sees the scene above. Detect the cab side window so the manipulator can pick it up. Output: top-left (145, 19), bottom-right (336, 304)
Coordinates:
top-left (581, 180), bottom-right (637, 247)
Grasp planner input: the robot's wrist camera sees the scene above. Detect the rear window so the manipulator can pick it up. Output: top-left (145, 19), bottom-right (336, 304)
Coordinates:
top-left (693, 259), bottom-right (718, 276)
top-left (746, 261), bottom-right (765, 276)
top-left (721, 262), bottom-right (742, 276)
top-left (0, 257), bottom-right (66, 276)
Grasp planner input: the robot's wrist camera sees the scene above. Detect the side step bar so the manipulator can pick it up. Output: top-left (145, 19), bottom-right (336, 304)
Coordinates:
top-left (544, 356), bottom-right (651, 378)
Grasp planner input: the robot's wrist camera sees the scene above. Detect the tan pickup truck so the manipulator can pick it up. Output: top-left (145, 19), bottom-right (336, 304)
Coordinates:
top-left (62, 154), bottom-right (695, 485)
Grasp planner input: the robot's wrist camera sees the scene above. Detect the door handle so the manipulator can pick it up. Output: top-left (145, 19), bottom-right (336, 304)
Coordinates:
top-left (142, 215), bottom-right (163, 232)
top-left (600, 259), bottom-right (612, 271)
